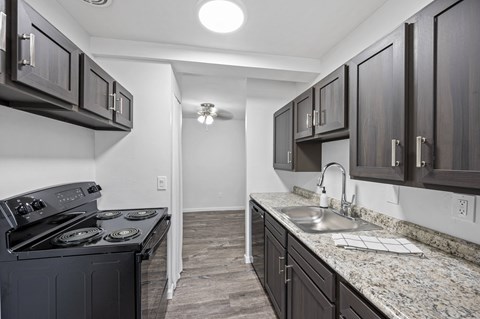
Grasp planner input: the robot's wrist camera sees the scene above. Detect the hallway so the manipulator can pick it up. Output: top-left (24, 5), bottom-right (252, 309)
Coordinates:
top-left (165, 211), bottom-right (276, 319)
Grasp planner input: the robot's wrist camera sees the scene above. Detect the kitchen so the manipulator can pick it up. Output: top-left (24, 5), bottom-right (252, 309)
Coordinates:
top-left (0, 0), bottom-right (479, 318)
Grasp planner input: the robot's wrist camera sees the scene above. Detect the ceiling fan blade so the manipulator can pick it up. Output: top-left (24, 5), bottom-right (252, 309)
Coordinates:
top-left (216, 110), bottom-right (234, 120)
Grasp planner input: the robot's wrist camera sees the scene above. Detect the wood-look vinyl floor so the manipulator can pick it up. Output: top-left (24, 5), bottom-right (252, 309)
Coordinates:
top-left (165, 211), bottom-right (277, 319)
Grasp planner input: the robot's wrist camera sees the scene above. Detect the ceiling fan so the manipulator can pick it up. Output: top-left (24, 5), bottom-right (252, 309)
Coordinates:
top-left (184, 103), bottom-right (234, 125)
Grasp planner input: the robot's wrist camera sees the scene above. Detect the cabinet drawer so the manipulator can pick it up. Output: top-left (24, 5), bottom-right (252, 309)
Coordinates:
top-left (339, 282), bottom-right (386, 319)
top-left (287, 234), bottom-right (335, 302)
top-left (265, 213), bottom-right (287, 247)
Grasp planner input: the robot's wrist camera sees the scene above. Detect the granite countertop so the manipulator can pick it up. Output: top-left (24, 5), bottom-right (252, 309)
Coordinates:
top-left (250, 192), bottom-right (480, 319)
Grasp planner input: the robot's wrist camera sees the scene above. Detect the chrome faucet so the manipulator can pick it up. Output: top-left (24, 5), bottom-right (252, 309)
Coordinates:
top-left (317, 162), bottom-right (355, 216)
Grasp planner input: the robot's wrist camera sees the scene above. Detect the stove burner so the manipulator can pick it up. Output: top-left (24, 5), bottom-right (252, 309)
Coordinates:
top-left (53, 227), bottom-right (104, 246)
top-left (96, 211), bottom-right (122, 220)
top-left (105, 228), bottom-right (141, 242)
top-left (125, 210), bottom-right (158, 220)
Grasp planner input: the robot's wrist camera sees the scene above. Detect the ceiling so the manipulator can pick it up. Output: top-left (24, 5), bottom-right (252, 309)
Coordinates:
top-left (54, 0), bottom-right (388, 121)
top-left (181, 74), bottom-right (247, 120)
top-left (56, 0), bottom-right (387, 59)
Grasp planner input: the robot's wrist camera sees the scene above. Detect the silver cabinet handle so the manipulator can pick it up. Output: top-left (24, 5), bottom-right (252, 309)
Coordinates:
top-left (284, 264), bottom-right (293, 284)
top-left (20, 33), bottom-right (35, 67)
top-left (391, 139), bottom-right (400, 167)
top-left (0, 12), bottom-right (6, 52)
top-left (416, 136), bottom-right (427, 168)
top-left (109, 93), bottom-right (117, 111)
top-left (287, 151), bottom-right (292, 164)
top-left (278, 257), bottom-right (285, 274)
top-left (320, 110), bottom-right (326, 126)
top-left (306, 113), bottom-right (313, 128)
top-left (313, 110), bottom-right (318, 126)
top-left (118, 96), bottom-right (123, 114)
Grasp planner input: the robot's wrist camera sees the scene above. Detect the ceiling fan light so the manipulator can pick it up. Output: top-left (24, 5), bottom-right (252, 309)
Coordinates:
top-left (205, 115), bottom-right (214, 125)
top-left (197, 115), bottom-right (206, 124)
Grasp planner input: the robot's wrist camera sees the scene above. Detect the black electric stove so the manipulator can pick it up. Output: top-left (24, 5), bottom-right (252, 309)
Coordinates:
top-left (0, 182), bottom-right (170, 319)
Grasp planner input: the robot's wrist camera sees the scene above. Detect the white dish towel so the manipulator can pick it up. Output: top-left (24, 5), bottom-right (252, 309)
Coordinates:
top-left (332, 234), bottom-right (425, 257)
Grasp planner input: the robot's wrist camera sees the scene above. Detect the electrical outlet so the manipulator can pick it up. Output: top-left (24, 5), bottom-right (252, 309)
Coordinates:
top-left (452, 194), bottom-right (476, 222)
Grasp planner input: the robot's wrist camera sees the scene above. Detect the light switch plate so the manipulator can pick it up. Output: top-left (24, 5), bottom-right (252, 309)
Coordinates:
top-left (157, 176), bottom-right (167, 191)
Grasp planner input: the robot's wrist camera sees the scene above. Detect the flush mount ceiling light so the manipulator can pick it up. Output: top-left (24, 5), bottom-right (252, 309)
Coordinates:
top-left (198, 0), bottom-right (245, 33)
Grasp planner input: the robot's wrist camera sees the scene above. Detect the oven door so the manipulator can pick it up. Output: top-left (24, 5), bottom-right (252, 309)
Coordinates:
top-left (137, 215), bottom-right (170, 319)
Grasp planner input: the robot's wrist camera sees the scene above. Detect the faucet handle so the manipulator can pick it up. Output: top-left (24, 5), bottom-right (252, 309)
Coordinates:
top-left (350, 194), bottom-right (356, 205)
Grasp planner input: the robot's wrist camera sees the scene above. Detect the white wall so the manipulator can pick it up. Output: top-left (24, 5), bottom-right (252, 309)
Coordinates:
top-left (267, 0), bottom-right (480, 245)
top-left (94, 59), bottom-right (174, 210)
top-left (182, 118), bottom-right (246, 211)
top-left (0, 105), bottom-right (95, 198)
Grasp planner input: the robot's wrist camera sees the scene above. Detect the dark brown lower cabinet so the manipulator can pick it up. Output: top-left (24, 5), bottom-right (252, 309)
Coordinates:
top-left (261, 211), bottom-right (386, 319)
top-left (339, 282), bottom-right (386, 319)
top-left (265, 228), bottom-right (286, 319)
top-left (286, 256), bottom-right (334, 319)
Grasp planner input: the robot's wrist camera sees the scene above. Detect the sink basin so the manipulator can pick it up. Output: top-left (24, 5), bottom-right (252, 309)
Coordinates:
top-left (279, 206), bottom-right (382, 233)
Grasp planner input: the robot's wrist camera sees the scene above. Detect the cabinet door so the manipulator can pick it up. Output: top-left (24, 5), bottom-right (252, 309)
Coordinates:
top-left (350, 24), bottom-right (407, 181)
top-left (113, 82), bottom-right (133, 129)
top-left (265, 228), bottom-right (286, 319)
top-left (286, 256), bottom-right (334, 319)
top-left (80, 54), bottom-right (115, 120)
top-left (314, 65), bottom-right (347, 135)
top-left (415, 0), bottom-right (480, 189)
top-left (11, 0), bottom-right (80, 105)
top-left (273, 102), bottom-right (293, 170)
top-left (294, 88), bottom-right (314, 140)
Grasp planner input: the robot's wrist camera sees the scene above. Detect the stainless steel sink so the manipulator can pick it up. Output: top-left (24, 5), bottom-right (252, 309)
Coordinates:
top-left (279, 206), bottom-right (382, 233)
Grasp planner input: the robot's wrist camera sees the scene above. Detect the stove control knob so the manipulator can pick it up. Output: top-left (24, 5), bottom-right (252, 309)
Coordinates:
top-left (16, 203), bottom-right (34, 215)
top-left (87, 185), bottom-right (102, 194)
top-left (31, 199), bottom-right (46, 211)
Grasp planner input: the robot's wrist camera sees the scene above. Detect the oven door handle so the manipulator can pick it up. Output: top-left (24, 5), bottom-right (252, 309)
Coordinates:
top-left (140, 216), bottom-right (171, 261)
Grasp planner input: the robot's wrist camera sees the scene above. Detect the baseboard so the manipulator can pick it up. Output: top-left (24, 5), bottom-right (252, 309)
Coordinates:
top-left (167, 281), bottom-right (177, 300)
top-left (244, 254), bottom-right (252, 264)
top-left (183, 206), bottom-right (245, 213)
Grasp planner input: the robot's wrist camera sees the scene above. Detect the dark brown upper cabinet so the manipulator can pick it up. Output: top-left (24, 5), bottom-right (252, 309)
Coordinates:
top-left (414, 0), bottom-right (480, 190)
top-left (79, 54), bottom-right (134, 130)
top-left (80, 53), bottom-right (115, 120)
top-left (293, 88), bottom-right (314, 140)
top-left (273, 102), bottom-right (322, 172)
top-left (349, 24), bottom-right (408, 182)
top-left (274, 102), bottom-right (294, 171)
top-left (113, 82), bottom-right (133, 129)
top-left (313, 65), bottom-right (348, 136)
top-left (11, 0), bottom-right (80, 105)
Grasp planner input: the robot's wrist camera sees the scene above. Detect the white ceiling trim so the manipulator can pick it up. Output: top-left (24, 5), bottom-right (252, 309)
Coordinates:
top-left (90, 37), bottom-right (322, 82)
